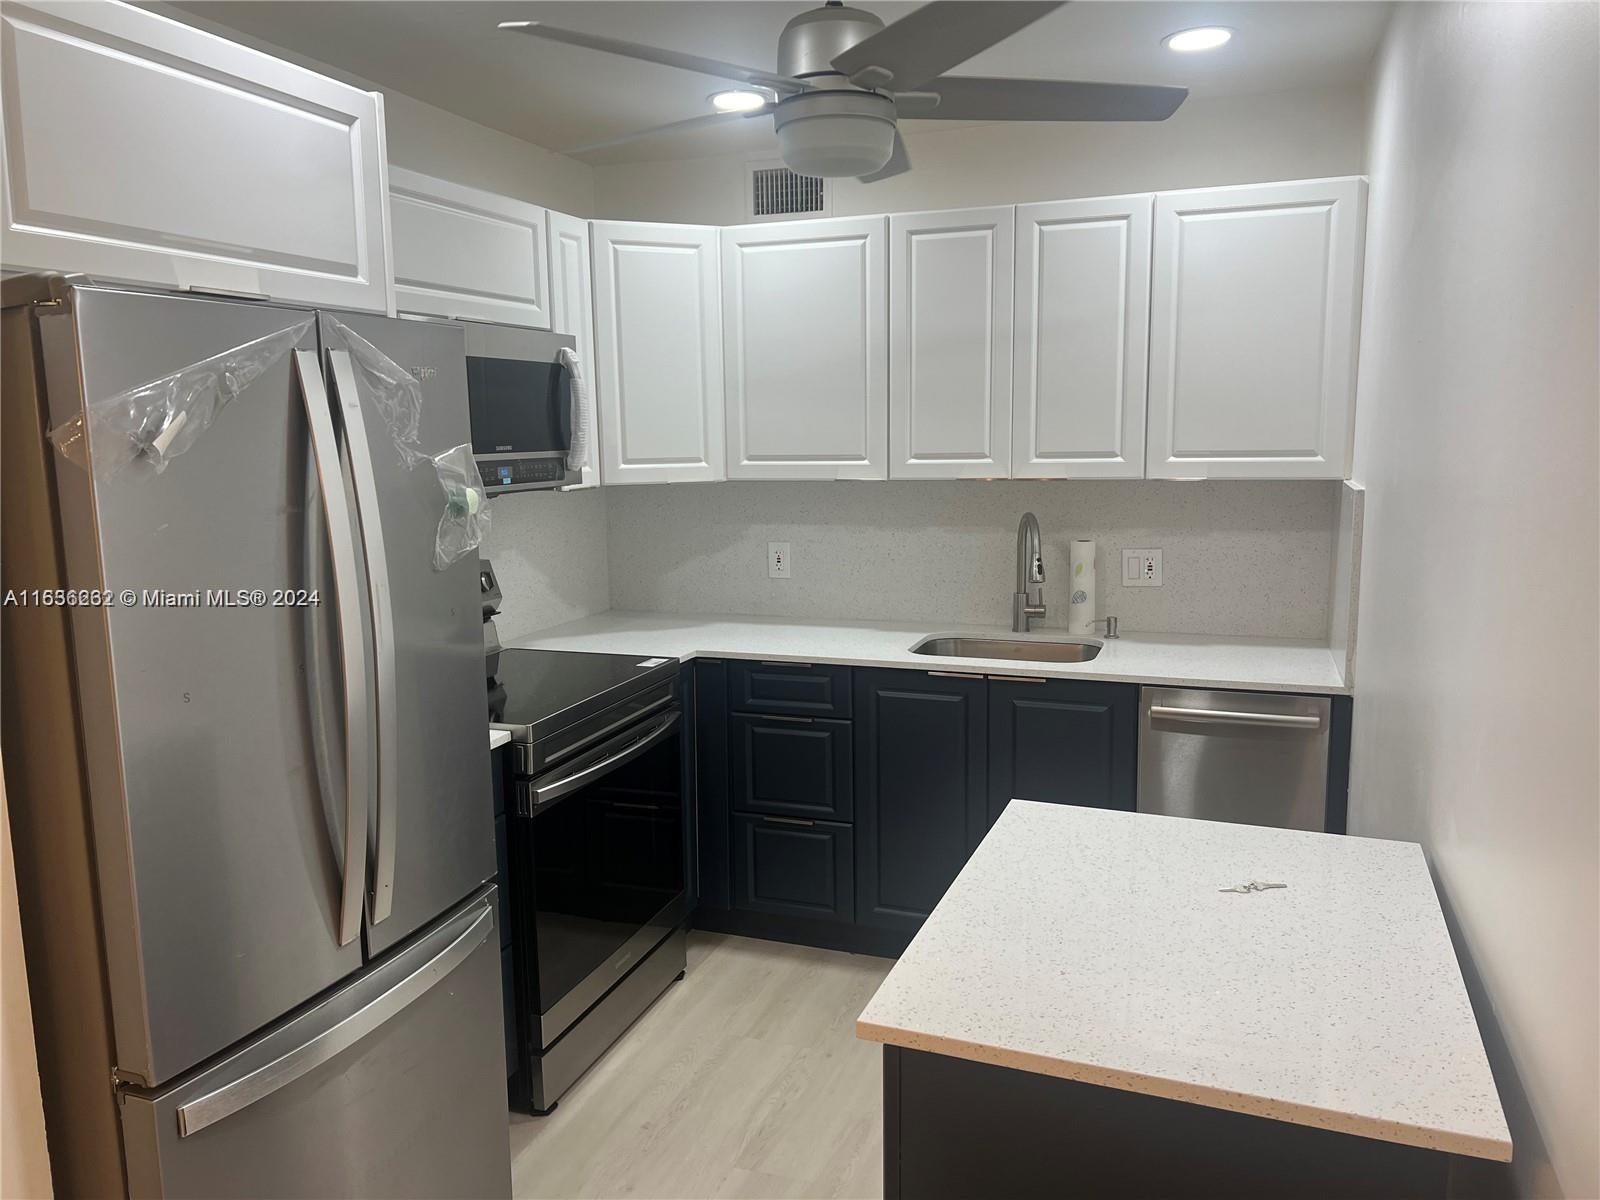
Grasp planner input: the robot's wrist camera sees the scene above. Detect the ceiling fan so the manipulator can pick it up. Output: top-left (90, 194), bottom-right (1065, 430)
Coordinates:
top-left (499, 1), bottom-right (1187, 181)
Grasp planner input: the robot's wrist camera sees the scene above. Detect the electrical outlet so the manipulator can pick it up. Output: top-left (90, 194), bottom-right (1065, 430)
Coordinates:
top-left (1121, 548), bottom-right (1163, 587)
top-left (768, 541), bottom-right (791, 579)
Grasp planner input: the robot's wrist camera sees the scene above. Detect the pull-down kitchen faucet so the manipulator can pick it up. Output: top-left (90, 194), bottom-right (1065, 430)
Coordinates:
top-left (1012, 512), bottom-right (1046, 632)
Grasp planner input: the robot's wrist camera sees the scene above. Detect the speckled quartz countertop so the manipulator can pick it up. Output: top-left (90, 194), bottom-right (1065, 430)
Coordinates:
top-left (512, 612), bottom-right (1348, 694)
top-left (855, 801), bottom-right (1511, 1161)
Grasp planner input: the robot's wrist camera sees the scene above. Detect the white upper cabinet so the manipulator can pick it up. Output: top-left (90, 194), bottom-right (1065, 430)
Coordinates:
top-left (590, 221), bottom-right (725, 485)
top-left (722, 216), bottom-right (888, 480)
top-left (1012, 195), bottom-right (1153, 479)
top-left (1146, 177), bottom-right (1367, 479)
top-left (889, 207), bottom-right (1014, 479)
top-left (0, 1), bottom-right (391, 313)
top-left (547, 211), bottom-right (599, 488)
top-left (388, 167), bottom-right (550, 328)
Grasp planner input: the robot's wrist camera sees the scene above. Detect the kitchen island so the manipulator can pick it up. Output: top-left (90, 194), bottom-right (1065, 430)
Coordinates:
top-left (855, 802), bottom-right (1510, 1199)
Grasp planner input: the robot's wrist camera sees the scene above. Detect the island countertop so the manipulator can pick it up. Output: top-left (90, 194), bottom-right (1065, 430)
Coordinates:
top-left (855, 801), bottom-right (1511, 1162)
top-left (512, 611), bottom-right (1349, 695)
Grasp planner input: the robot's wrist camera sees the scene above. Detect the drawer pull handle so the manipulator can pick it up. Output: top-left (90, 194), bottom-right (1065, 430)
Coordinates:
top-left (927, 670), bottom-right (983, 680)
top-left (988, 674), bottom-right (1048, 684)
top-left (762, 816), bottom-right (816, 827)
top-left (753, 714), bottom-right (814, 724)
top-left (758, 660), bottom-right (815, 668)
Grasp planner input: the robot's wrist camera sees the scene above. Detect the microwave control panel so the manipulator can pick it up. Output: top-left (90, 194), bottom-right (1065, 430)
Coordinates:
top-left (477, 455), bottom-right (569, 493)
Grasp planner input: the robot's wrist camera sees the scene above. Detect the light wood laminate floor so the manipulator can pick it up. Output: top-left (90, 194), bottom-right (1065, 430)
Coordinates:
top-left (509, 932), bottom-right (893, 1200)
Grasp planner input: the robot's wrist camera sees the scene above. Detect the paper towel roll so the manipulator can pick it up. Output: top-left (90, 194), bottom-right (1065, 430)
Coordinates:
top-left (1067, 540), bottom-right (1097, 635)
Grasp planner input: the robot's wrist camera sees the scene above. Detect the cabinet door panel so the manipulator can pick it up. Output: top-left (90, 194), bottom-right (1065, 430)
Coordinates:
top-left (732, 815), bottom-right (854, 922)
top-left (548, 211), bottom-right (599, 488)
top-left (389, 167), bottom-right (549, 328)
top-left (723, 216), bottom-right (888, 479)
top-left (731, 715), bottom-right (854, 821)
top-left (1013, 196), bottom-right (1152, 478)
top-left (988, 679), bottom-right (1138, 824)
top-left (0, 1), bottom-right (390, 312)
top-left (856, 671), bottom-right (987, 935)
top-left (889, 208), bottom-right (1014, 478)
top-left (1147, 178), bottom-right (1366, 479)
top-left (592, 221), bottom-right (725, 484)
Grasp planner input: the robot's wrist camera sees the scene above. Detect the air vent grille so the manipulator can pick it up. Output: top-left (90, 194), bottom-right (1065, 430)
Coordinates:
top-left (751, 167), bottom-right (824, 217)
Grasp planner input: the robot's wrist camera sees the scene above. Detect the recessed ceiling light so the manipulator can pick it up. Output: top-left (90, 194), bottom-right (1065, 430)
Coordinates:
top-left (710, 89), bottom-right (768, 113)
top-left (1163, 26), bottom-right (1233, 53)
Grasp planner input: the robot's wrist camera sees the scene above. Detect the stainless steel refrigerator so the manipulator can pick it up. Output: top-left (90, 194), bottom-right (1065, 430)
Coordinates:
top-left (1, 277), bottom-right (511, 1198)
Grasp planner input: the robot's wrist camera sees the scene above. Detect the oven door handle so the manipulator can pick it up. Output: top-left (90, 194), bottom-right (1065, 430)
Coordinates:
top-left (530, 710), bottom-right (681, 812)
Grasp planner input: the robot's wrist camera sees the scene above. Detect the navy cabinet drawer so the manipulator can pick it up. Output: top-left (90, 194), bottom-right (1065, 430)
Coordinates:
top-left (732, 814), bottom-right (854, 923)
top-left (730, 714), bottom-right (854, 821)
top-left (728, 660), bottom-right (853, 718)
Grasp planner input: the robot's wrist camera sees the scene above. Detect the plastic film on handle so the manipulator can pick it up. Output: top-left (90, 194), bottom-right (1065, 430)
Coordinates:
top-left (323, 317), bottom-right (427, 468)
top-left (430, 444), bottom-right (492, 570)
top-left (47, 315), bottom-right (315, 476)
top-left (323, 317), bottom-right (493, 571)
top-left (557, 345), bottom-right (590, 474)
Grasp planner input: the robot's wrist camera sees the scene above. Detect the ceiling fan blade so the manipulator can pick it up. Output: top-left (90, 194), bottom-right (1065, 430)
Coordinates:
top-left (910, 76), bottom-right (1187, 122)
top-left (831, 2), bottom-right (1064, 91)
top-left (498, 21), bottom-right (808, 95)
top-left (563, 108), bottom-right (772, 156)
top-left (858, 131), bottom-right (912, 183)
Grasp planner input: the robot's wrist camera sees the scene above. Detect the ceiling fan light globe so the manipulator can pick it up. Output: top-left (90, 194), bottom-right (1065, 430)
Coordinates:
top-left (776, 115), bottom-right (895, 177)
top-left (771, 89), bottom-right (898, 179)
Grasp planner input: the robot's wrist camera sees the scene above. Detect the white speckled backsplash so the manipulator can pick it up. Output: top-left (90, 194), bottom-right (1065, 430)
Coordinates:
top-left (480, 486), bottom-right (610, 644)
top-left (604, 480), bottom-right (1341, 639)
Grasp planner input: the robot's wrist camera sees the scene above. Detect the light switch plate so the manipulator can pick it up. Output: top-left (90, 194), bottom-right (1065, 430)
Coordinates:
top-left (1122, 548), bottom-right (1163, 587)
top-left (768, 541), bottom-right (791, 579)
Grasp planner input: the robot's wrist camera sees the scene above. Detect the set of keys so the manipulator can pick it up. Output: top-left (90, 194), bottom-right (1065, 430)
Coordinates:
top-left (1218, 880), bottom-right (1288, 894)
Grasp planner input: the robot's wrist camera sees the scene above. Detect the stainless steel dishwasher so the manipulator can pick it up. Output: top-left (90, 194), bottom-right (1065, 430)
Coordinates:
top-left (1137, 688), bottom-right (1333, 832)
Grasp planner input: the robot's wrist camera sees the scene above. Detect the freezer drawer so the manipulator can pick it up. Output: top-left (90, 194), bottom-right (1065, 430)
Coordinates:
top-left (1137, 688), bottom-right (1332, 832)
top-left (120, 889), bottom-right (510, 1200)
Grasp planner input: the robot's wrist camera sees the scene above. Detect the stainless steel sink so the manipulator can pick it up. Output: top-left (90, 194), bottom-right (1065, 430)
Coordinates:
top-left (910, 636), bottom-right (1103, 663)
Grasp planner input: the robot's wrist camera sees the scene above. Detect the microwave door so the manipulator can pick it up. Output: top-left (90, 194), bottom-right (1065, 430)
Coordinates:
top-left (463, 324), bottom-right (576, 493)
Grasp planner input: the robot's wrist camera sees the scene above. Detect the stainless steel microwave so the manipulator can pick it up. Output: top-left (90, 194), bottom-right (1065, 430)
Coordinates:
top-left (464, 323), bottom-right (578, 493)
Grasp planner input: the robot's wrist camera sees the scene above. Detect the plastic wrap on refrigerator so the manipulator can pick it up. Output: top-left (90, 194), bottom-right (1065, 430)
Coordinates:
top-left (47, 315), bottom-right (315, 476)
top-left (325, 316), bottom-right (492, 570)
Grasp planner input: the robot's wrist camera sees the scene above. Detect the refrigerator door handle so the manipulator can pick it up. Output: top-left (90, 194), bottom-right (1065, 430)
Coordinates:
top-left (293, 350), bottom-right (371, 948)
top-left (174, 901), bottom-right (495, 1138)
top-left (326, 349), bottom-right (399, 926)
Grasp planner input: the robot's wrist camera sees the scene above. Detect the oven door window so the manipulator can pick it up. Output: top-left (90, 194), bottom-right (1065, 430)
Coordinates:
top-left (527, 721), bottom-right (683, 1020)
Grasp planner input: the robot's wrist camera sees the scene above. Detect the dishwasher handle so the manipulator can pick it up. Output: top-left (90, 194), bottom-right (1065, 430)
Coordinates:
top-left (1148, 705), bottom-right (1323, 731)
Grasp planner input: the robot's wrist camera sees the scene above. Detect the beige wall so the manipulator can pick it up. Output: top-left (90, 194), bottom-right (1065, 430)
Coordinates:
top-left (1348, 4), bottom-right (1599, 1198)
top-left (592, 81), bottom-right (1368, 223)
top-left (2, 770), bottom-right (52, 1200)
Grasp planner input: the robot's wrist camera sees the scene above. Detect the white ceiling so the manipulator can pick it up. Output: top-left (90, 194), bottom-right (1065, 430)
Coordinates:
top-left (173, 1), bottom-right (1389, 165)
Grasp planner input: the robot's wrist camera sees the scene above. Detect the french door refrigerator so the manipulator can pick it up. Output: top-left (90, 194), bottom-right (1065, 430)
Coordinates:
top-left (0, 278), bottom-right (510, 1198)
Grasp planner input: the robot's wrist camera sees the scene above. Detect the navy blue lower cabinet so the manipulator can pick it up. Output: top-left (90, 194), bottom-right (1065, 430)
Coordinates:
top-left (855, 670), bottom-right (987, 936)
top-left (730, 713), bottom-right (854, 821)
top-left (695, 659), bottom-right (731, 912)
top-left (732, 814), bottom-right (854, 923)
top-left (987, 678), bottom-right (1138, 824)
